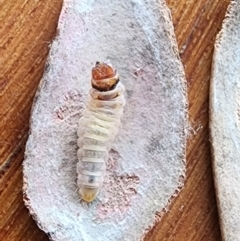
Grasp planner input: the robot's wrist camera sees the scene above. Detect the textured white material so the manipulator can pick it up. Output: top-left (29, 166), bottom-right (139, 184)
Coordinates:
top-left (23, 0), bottom-right (188, 240)
top-left (210, 1), bottom-right (240, 240)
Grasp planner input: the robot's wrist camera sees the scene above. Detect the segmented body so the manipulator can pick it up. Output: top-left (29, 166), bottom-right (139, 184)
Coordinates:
top-left (77, 79), bottom-right (125, 202)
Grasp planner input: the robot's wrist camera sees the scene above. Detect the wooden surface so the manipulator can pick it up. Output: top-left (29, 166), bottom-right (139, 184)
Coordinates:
top-left (0, 0), bottom-right (230, 240)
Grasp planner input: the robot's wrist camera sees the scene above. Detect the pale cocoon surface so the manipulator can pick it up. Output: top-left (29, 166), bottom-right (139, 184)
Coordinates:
top-left (23, 0), bottom-right (188, 240)
top-left (210, 0), bottom-right (240, 240)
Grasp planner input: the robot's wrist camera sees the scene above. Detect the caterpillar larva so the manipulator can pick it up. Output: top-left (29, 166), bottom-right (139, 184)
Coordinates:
top-left (77, 62), bottom-right (125, 202)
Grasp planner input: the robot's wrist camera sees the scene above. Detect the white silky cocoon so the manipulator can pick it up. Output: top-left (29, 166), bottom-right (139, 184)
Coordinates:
top-left (23, 0), bottom-right (188, 240)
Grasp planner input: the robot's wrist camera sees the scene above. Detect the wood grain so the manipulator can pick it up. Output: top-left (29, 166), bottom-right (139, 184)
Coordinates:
top-left (0, 0), bottom-right (230, 240)
top-left (0, 1), bottom-right (63, 240)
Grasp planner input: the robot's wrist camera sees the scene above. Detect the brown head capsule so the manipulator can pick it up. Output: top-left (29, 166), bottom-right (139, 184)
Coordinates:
top-left (91, 62), bottom-right (119, 92)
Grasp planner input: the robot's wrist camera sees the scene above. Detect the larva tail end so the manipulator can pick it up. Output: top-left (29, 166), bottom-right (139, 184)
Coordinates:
top-left (79, 186), bottom-right (100, 203)
top-left (91, 62), bottom-right (119, 92)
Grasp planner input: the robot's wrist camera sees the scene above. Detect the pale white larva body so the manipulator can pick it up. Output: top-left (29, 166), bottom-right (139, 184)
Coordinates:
top-left (77, 78), bottom-right (125, 202)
